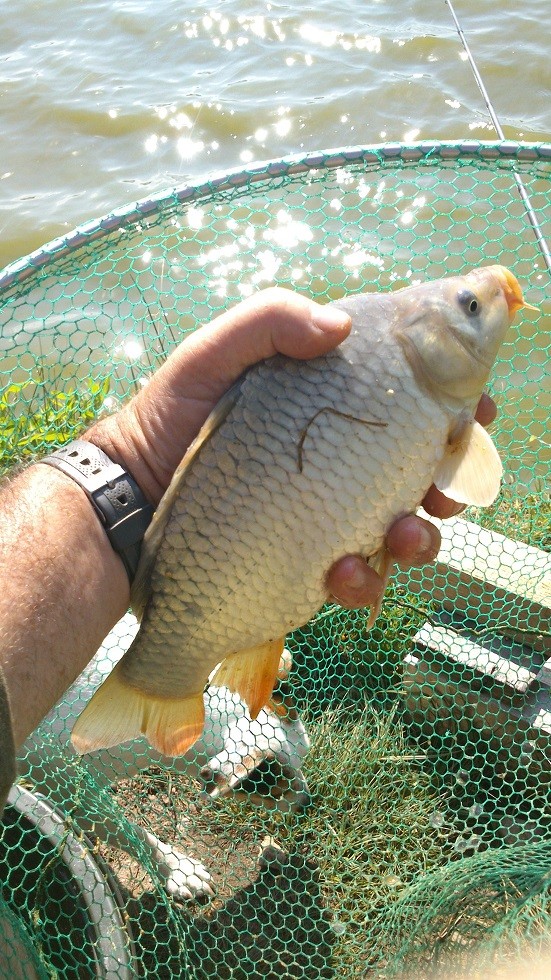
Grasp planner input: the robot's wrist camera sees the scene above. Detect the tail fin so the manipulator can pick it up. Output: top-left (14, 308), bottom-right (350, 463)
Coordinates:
top-left (71, 663), bottom-right (205, 757)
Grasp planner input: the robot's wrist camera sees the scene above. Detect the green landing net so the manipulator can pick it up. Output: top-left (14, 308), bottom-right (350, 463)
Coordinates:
top-left (0, 141), bottom-right (549, 979)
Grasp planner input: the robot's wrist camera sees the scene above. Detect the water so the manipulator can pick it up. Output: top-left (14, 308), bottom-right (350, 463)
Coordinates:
top-left (0, 0), bottom-right (549, 271)
top-left (0, 0), bottom-right (548, 490)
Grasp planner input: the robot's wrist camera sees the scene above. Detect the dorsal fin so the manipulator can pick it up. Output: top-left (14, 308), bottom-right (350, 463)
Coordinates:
top-left (131, 379), bottom-right (243, 619)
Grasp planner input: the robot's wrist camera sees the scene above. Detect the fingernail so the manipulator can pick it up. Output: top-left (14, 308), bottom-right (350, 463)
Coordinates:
top-left (418, 525), bottom-right (439, 560)
top-left (312, 306), bottom-right (352, 334)
top-left (346, 563), bottom-right (370, 590)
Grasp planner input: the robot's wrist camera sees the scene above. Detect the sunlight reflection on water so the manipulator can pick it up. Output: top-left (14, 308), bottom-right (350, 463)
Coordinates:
top-left (0, 0), bottom-right (548, 270)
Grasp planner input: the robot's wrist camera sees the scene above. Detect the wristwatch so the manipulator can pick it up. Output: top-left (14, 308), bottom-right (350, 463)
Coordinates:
top-left (40, 440), bottom-right (154, 583)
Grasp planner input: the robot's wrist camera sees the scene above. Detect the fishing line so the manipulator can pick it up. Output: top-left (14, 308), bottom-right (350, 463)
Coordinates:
top-left (445, 0), bottom-right (551, 274)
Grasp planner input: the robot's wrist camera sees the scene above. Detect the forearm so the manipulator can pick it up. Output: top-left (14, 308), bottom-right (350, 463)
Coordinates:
top-left (0, 463), bottom-right (129, 748)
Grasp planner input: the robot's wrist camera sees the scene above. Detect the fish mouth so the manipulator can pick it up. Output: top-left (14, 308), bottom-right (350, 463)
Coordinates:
top-left (488, 265), bottom-right (537, 317)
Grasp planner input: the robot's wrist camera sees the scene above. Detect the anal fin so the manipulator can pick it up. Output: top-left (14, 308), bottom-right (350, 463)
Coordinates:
top-left (71, 663), bottom-right (205, 757)
top-left (211, 638), bottom-right (285, 719)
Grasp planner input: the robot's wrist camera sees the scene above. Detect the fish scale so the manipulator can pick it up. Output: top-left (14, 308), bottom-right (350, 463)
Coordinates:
top-left (71, 265), bottom-right (529, 756)
top-left (120, 321), bottom-right (450, 677)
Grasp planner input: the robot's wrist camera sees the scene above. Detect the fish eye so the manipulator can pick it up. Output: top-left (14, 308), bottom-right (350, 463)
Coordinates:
top-left (457, 289), bottom-right (480, 317)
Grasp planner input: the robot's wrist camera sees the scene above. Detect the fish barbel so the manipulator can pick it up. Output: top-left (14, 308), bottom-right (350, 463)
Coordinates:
top-left (72, 265), bottom-right (530, 757)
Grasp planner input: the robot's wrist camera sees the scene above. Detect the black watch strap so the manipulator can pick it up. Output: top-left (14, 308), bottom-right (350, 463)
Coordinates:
top-left (40, 440), bottom-right (154, 583)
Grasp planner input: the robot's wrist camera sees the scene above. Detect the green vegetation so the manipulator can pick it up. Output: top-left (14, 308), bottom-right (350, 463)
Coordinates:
top-left (0, 378), bottom-right (110, 477)
top-left (100, 703), bottom-right (456, 978)
top-left (273, 705), bottom-right (455, 975)
top-left (469, 488), bottom-right (550, 552)
top-left (287, 586), bottom-right (429, 719)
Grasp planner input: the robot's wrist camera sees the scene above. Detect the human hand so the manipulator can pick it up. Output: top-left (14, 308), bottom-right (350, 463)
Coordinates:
top-left (327, 393), bottom-right (497, 608)
top-left (87, 289), bottom-right (496, 612)
top-left (88, 288), bottom-right (353, 504)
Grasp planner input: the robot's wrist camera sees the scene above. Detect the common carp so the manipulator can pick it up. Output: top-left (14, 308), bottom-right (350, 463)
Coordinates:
top-left (72, 265), bottom-right (530, 757)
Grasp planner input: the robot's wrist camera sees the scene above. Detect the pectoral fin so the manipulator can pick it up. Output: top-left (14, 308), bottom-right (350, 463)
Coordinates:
top-left (71, 663), bottom-right (205, 757)
top-left (434, 419), bottom-right (502, 507)
top-left (210, 638), bottom-right (286, 719)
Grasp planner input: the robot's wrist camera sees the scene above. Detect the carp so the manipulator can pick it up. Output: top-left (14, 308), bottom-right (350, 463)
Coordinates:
top-left (72, 265), bottom-right (530, 757)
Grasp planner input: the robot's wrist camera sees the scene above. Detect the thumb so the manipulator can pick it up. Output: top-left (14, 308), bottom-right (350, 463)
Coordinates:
top-left (91, 289), bottom-right (352, 503)
top-left (162, 287), bottom-right (352, 397)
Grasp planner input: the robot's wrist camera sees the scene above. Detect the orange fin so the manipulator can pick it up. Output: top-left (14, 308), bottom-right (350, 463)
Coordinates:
top-left (434, 419), bottom-right (502, 507)
top-left (211, 638), bottom-right (285, 719)
top-left (367, 546), bottom-right (394, 629)
top-left (71, 664), bottom-right (205, 757)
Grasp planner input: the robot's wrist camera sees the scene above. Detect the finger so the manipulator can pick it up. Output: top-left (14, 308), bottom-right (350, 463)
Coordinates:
top-left (161, 287), bottom-right (352, 403)
top-left (421, 484), bottom-right (466, 519)
top-left (385, 514), bottom-right (441, 566)
top-left (116, 289), bottom-right (351, 502)
top-left (326, 554), bottom-right (384, 610)
top-left (475, 392), bottom-right (497, 427)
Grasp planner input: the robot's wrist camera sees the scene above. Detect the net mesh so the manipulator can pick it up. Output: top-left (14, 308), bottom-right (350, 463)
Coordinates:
top-left (0, 141), bottom-right (549, 979)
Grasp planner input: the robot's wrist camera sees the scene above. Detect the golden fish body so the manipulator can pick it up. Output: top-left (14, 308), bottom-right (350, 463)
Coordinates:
top-left (72, 265), bottom-right (528, 757)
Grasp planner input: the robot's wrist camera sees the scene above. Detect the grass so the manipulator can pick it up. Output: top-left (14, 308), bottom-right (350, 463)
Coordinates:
top-left (99, 702), bottom-right (459, 978)
top-left (0, 377), bottom-right (110, 477)
top-left (271, 705), bottom-right (456, 976)
top-left (97, 692), bottom-right (550, 978)
top-left (3, 376), bottom-right (549, 975)
top-left (468, 487), bottom-right (550, 552)
top-left (285, 585), bottom-right (429, 722)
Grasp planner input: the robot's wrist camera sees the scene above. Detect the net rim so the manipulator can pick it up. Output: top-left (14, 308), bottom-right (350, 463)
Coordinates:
top-left (0, 138), bottom-right (549, 293)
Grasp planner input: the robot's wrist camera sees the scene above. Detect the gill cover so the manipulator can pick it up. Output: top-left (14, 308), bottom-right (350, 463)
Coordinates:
top-left (394, 265), bottom-right (527, 402)
top-left (395, 265), bottom-right (531, 506)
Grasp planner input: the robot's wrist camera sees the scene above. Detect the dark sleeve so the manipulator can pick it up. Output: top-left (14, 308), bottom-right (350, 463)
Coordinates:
top-left (0, 665), bottom-right (16, 814)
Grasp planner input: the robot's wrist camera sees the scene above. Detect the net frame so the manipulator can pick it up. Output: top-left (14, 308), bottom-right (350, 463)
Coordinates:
top-left (0, 139), bottom-right (549, 979)
top-left (0, 140), bottom-right (549, 292)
